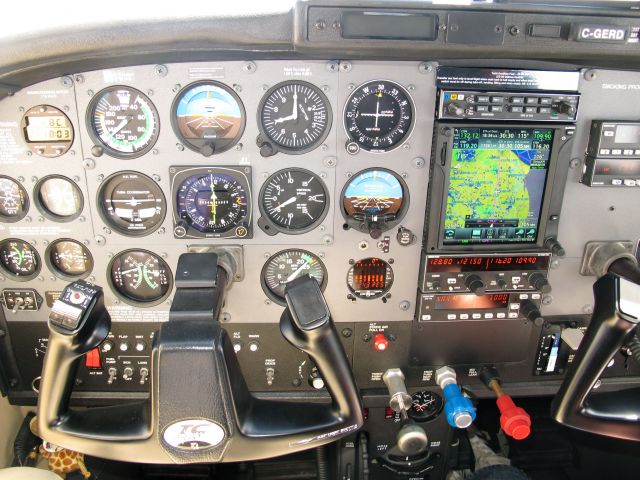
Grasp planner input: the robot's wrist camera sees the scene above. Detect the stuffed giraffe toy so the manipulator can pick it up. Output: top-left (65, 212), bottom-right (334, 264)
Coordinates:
top-left (29, 416), bottom-right (92, 479)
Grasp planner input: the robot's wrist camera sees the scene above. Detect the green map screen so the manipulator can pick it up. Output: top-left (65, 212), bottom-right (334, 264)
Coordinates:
top-left (443, 127), bottom-right (554, 245)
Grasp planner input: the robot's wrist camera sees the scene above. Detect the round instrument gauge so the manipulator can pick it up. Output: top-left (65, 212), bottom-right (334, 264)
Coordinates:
top-left (21, 105), bottom-right (74, 157)
top-left (172, 81), bottom-right (246, 156)
top-left (257, 81), bottom-right (331, 156)
top-left (344, 80), bottom-right (413, 153)
top-left (35, 176), bottom-right (83, 221)
top-left (408, 391), bottom-right (443, 422)
top-left (259, 169), bottom-right (329, 234)
top-left (46, 239), bottom-right (93, 279)
top-left (98, 171), bottom-right (166, 236)
top-left (0, 176), bottom-right (29, 222)
top-left (88, 86), bottom-right (160, 158)
top-left (347, 257), bottom-right (393, 300)
top-left (341, 168), bottom-right (408, 235)
top-left (175, 172), bottom-right (250, 237)
top-left (109, 249), bottom-right (172, 306)
top-left (0, 239), bottom-right (40, 280)
top-left (261, 249), bottom-right (327, 305)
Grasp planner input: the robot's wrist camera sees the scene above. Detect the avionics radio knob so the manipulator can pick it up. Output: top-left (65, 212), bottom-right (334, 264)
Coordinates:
top-left (557, 101), bottom-right (576, 115)
top-left (447, 103), bottom-right (465, 117)
top-left (521, 300), bottom-right (543, 324)
top-left (528, 273), bottom-right (551, 293)
top-left (465, 274), bottom-right (486, 295)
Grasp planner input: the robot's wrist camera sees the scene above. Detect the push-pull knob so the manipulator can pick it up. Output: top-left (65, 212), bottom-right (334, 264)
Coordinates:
top-left (528, 273), bottom-right (551, 293)
top-left (383, 368), bottom-right (412, 419)
top-left (465, 274), bottom-right (486, 296)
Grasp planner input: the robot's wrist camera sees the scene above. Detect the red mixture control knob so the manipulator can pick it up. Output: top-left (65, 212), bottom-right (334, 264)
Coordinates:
top-left (373, 333), bottom-right (389, 351)
top-left (496, 394), bottom-right (531, 440)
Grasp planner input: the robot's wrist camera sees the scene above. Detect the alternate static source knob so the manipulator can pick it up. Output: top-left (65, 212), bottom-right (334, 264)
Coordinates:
top-left (396, 424), bottom-right (429, 456)
top-left (465, 274), bottom-right (486, 296)
top-left (383, 368), bottom-right (412, 418)
top-left (528, 273), bottom-right (551, 293)
top-left (373, 333), bottom-right (390, 351)
top-left (447, 103), bottom-right (465, 117)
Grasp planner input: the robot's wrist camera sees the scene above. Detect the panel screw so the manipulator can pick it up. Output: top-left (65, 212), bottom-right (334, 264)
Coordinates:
top-left (569, 158), bottom-right (581, 169)
top-left (243, 61), bottom-right (257, 73)
top-left (418, 63), bottom-right (433, 73)
top-left (95, 235), bottom-right (106, 245)
top-left (407, 84), bottom-right (416, 91)
top-left (322, 85), bottom-right (330, 92)
top-left (236, 143), bottom-right (243, 151)
top-left (399, 301), bottom-right (411, 311)
top-left (542, 295), bottom-right (553, 306)
top-left (78, 216), bottom-right (86, 223)
top-left (74, 74), bottom-right (84, 83)
top-left (322, 235), bottom-right (333, 245)
top-left (363, 333), bottom-right (372, 342)
top-left (87, 90), bottom-right (94, 97)
top-left (154, 64), bottom-right (168, 77)
top-left (261, 84), bottom-right (269, 91)
top-left (402, 143), bottom-right (410, 150)
top-left (176, 143), bottom-right (185, 151)
top-left (324, 156), bottom-right (336, 167)
top-left (18, 106), bottom-right (24, 113)
top-left (83, 239), bottom-right (90, 245)
top-left (341, 328), bottom-right (353, 338)
top-left (73, 176), bottom-right (80, 182)
top-left (233, 84), bottom-right (242, 93)
top-left (152, 174), bottom-right (161, 182)
top-left (61, 76), bottom-right (74, 88)
top-left (147, 89), bottom-right (154, 97)
top-left (412, 157), bottom-right (425, 169)
top-left (152, 149), bottom-right (159, 155)
top-left (340, 61), bottom-right (352, 72)
top-left (265, 299), bottom-right (271, 305)
top-left (31, 176), bottom-right (38, 182)
top-left (172, 84), bottom-right (182, 93)
top-left (509, 25), bottom-right (520, 36)
top-left (347, 83), bottom-right (355, 90)
top-left (221, 312), bottom-right (232, 322)
top-left (88, 276), bottom-right (96, 283)
top-left (326, 61), bottom-right (339, 72)
top-left (96, 174), bottom-right (104, 182)
top-left (584, 69), bottom-right (597, 81)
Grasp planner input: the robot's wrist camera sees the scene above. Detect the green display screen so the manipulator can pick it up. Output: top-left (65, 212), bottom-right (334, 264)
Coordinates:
top-left (443, 127), bottom-right (554, 245)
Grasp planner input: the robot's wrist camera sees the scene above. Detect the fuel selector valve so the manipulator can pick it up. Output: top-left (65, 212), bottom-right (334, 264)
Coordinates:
top-left (435, 366), bottom-right (476, 429)
top-left (479, 366), bottom-right (531, 440)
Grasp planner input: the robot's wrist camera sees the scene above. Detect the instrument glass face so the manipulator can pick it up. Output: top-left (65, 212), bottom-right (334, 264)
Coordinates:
top-left (342, 169), bottom-right (405, 218)
top-left (48, 239), bottom-right (93, 279)
top-left (109, 250), bottom-right (172, 305)
top-left (0, 176), bottom-right (29, 222)
top-left (36, 176), bottom-right (83, 220)
top-left (347, 257), bottom-right (394, 299)
top-left (0, 239), bottom-right (40, 279)
top-left (261, 249), bottom-right (327, 305)
top-left (344, 80), bottom-right (413, 152)
top-left (88, 86), bottom-right (160, 158)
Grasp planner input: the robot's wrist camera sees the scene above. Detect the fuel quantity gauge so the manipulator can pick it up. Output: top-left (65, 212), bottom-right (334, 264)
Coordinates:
top-left (0, 239), bottom-right (40, 280)
top-left (0, 176), bottom-right (29, 222)
top-left (109, 250), bottom-right (172, 306)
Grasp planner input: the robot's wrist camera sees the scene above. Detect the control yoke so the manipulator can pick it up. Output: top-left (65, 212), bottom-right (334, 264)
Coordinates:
top-left (37, 253), bottom-right (363, 463)
top-left (552, 258), bottom-right (640, 440)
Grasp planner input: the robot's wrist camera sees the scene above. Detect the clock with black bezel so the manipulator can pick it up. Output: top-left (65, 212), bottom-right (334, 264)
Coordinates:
top-left (256, 81), bottom-right (332, 157)
top-left (344, 80), bottom-right (413, 153)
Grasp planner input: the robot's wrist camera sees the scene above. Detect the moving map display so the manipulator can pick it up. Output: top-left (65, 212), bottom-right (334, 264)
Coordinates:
top-left (443, 127), bottom-right (554, 245)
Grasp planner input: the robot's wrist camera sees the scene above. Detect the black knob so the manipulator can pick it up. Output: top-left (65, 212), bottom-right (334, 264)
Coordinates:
top-left (431, 280), bottom-right (441, 291)
top-left (465, 274), bottom-right (486, 296)
top-left (497, 279), bottom-right (508, 290)
top-left (447, 102), bottom-right (465, 116)
top-left (557, 101), bottom-right (576, 115)
top-left (396, 424), bottom-right (429, 456)
top-left (200, 142), bottom-right (215, 157)
top-left (259, 142), bottom-right (275, 157)
top-left (544, 237), bottom-right (566, 257)
top-left (528, 273), bottom-right (551, 293)
top-left (521, 300), bottom-right (543, 324)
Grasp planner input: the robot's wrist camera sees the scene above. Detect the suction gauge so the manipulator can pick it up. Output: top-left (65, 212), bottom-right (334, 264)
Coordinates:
top-left (347, 257), bottom-right (393, 300)
top-left (22, 105), bottom-right (73, 157)
top-left (257, 81), bottom-right (331, 156)
top-left (258, 168), bottom-right (329, 235)
top-left (261, 249), bottom-right (327, 305)
top-left (88, 86), bottom-right (160, 158)
top-left (98, 171), bottom-right (166, 236)
top-left (35, 176), bottom-right (83, 221)
top-left (344, 80), bottom-right (413, 152)
top-left (0, 176), bottom-right (29, 222)
top-left (109, 249), bottom-right (172, 306)
top-left (172, 81), bottom-right (246, 156)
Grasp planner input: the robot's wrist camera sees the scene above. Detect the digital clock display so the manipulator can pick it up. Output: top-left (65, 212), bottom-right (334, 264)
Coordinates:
top-left (25, 115), bottom-right (72, 142)
top-left (427, 255), bottom-right (549, 272)
top-left (434, 293), bottom-right (509, 310)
